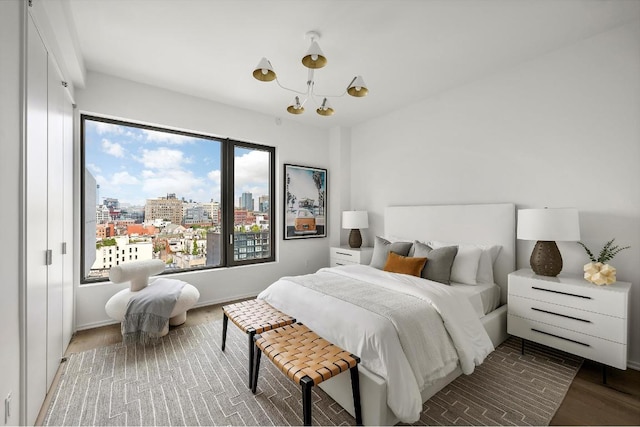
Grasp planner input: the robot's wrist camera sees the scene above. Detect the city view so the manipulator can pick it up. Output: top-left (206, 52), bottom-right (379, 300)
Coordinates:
top-left (82, 117), bottom-right (272, 281)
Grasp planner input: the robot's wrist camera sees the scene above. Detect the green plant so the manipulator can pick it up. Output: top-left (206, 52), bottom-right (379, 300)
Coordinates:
top-left (578, 238), bottom-right (630, 264)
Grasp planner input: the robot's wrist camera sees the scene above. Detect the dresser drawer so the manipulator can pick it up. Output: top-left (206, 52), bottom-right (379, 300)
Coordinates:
top-left (508, 315), bottom-right (627, 369)
top-left (508, 295), bottom-right (626, 344)
top-left (330, 258), bottom-right (358, 267)
top-left (329, 247), bottom-right (373, 267)
top-left (509, 274), bottom-right (626, 318)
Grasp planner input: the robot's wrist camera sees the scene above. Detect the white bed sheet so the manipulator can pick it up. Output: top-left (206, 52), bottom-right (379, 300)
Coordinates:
top-left (449, 281), bottom-right (501, 318)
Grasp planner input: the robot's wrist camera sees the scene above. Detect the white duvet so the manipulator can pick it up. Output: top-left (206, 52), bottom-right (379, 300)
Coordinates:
top-left (258, 265), bottom-right (494, 423)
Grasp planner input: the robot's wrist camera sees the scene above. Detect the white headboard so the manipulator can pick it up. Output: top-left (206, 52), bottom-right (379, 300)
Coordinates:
top-left (385, 203), bottom-right (516, 304)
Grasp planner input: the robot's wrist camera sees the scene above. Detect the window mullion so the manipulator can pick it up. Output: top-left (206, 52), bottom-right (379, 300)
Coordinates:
top-left (222, 139), bottom-right (235, 266)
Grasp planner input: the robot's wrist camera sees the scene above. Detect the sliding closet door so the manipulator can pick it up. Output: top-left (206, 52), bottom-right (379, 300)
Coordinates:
top-left (25, 15), bottom-right (49, 425)
top-left (46, 55), bottom-right (65, 389)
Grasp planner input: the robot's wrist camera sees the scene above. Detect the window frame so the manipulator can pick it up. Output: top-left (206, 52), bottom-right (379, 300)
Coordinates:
top-left (80, 114), bottom-right (276, 284)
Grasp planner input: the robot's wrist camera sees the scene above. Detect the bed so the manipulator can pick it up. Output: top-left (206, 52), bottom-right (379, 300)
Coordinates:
top-left (259, 203), bottom-right (515, 425)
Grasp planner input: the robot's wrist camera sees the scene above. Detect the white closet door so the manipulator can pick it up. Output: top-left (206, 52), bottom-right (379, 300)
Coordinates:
top-left (25, 15), bottom-right (49, 426)
top-left (46, 55), bottom-right (65, 389)
top-left (62, 97), bottom-right (74, 349)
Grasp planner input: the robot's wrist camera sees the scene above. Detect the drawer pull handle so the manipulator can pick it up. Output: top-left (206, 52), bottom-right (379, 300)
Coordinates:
top-left (335, 263), bottom-right (345, 266)
top-left (531, 307), bottom-right (591, 323)
top-left (335, 252), bottom-right (353, 257)
top-left (531, 286), bottom-right (591, 299)
top-left (531, 328), bottom-right (590, 347)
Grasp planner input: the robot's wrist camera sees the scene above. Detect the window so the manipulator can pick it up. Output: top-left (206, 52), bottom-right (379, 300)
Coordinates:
top-left (81, 115), bottom-right (275, 283)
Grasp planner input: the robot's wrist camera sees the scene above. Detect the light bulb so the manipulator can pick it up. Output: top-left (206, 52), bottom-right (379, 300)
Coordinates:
top-left (311, 54), bottom-right (318, 61)
top-left (355, 86), bottom-right (361, 91)
top-left (261, 69), bottom-right (268, 75)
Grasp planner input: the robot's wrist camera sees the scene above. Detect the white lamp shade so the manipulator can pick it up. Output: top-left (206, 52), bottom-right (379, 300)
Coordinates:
top-left (302, 40), bottom-right (327, 69)
top-left (517, 208), bottom-right (580, 241)
top-left (342, 211), bottom-right (368, 229)
top-left (347, 75), bottom-right (369, 97)
top-left (252, 57), bottom-right (276, 82)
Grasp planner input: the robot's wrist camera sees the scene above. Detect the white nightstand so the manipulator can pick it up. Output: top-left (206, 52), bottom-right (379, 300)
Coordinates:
top-left (329, 246), bottom-right (373, 267)
top-left (507, 268), bottom-right (630, 371)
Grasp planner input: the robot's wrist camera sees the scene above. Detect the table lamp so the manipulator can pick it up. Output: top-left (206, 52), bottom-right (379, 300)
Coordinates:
top-left (342, 211), bottom-right (368, 248)
top-left (517, 208), bottom-right (580, 276)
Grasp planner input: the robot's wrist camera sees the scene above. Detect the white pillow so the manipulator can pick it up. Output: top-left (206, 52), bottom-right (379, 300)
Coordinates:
top-left (430, 241), bottom-right (482, 285)
top-left (476, 245), bottom-right (502, 284)
top-left (431, 241), bottom-right (501, 285)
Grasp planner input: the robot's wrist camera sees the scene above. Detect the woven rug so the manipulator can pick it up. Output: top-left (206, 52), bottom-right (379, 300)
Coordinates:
top-left (44, 320), bottom-right (582, 426)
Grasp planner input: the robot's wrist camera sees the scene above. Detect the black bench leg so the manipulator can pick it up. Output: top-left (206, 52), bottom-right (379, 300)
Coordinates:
top-left (350, 365), bottom-right (363, 426)
top-left (248, 330), bottom-right (256, 389)
top-left (251, 335), bottom-right (262, 394)
top-left (221, 314), bottom-right (228, 351)
top-left (301, 376), bottom-right (313, 426)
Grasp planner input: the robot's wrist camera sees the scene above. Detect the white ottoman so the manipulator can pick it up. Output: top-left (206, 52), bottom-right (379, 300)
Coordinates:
top-left (105, 260), bottom-right (200, 337)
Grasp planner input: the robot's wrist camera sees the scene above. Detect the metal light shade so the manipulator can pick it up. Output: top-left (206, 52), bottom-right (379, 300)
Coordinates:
top-left (316, 98), bottom-right (334, 116)
top-left (301, 40), bottom-right (327, 69)
top-left (253, 31), bottom-right (368, 118)
top-left (347, 75), bottom-right (368, 97)
top-left (286, 96), bottom-right (304, 115)
top-left (517, 208), bottom-right (580, 277)
top-left (252, 57), bottom-right (276, 82)
top-left (342, 211), bottom-right (368, 249)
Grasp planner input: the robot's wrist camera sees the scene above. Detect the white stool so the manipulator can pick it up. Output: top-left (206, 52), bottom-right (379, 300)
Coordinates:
top-left (105, 260), bottom-right (200, 337)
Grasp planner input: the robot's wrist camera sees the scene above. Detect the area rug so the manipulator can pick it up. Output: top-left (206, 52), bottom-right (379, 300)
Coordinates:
top-left (44, 320), bottom-right (582, 426)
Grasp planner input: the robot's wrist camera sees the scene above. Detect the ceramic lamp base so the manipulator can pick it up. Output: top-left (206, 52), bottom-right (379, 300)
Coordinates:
top-left (530, 240), bottom-right (563, 276)
top-left (348, 229), bottom-right (362, 248)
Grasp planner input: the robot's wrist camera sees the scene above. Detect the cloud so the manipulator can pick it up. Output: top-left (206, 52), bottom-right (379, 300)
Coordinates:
top-left (142, 169), bottom-right (206, 199)
top-left (89, 121), bottom-right (125, 135)
top-left (111, 171), bottom-right (140, 186)
top-left (101, 139), bottom-right (125, 158)
top-left (141, 170), bottom-right (155, 179)
top-left (142, 129), bottom-right (197, 145)
top-left (136, 148), bottom-right (187, 169)
top-left (234, 150), bottom-right (269, 193)
top-left (207, 169), bottom-right (221, 183)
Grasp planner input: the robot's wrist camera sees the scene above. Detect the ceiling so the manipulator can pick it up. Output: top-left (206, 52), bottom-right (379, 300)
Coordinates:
top-left (50, 0), bottom-right (640, 128)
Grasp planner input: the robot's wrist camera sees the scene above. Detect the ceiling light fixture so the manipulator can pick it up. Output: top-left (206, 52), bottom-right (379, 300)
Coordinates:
top-left (252, 31), bottom-right (368, 117)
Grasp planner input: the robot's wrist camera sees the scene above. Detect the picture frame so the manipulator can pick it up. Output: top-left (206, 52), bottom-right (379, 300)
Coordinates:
top-left (284, 164), bottom-right (327, 240)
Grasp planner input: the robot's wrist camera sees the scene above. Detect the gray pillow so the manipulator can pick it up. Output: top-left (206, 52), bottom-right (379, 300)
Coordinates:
top-left (412, 241), bottom-right (458, 285)
top-left (369, 236), bottom-right (413, 269)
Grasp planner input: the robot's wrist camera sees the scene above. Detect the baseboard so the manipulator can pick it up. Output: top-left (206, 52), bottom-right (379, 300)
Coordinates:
top-left (627, 359), bottom-right (640, 371)
top-left (76, 318), bottom-right (119, 331)
top-left (74, 292), bottom-right (260, 332)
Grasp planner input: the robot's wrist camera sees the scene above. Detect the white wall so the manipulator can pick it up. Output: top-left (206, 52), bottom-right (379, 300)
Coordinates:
top-left (0, 2), bottom-right (23, 424)
top-left (75, 72), bottom-right (332, 329)
top-left (350, 21), bottom-right (640, 367)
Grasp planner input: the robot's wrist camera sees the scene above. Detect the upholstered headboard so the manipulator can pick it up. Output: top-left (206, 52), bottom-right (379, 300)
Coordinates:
top-left (384, 203), bottom-right (516, 304)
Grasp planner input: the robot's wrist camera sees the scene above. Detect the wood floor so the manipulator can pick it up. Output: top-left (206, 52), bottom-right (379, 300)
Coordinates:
top-left (37, 302), bottom-right (640, 426)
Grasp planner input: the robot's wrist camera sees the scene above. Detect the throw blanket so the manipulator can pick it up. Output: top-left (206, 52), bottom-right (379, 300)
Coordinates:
top-left (122, 278), bottom-right (185, 344)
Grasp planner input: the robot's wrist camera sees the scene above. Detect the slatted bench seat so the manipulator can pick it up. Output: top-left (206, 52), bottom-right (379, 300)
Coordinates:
top-left (252, 322), bottom-right (362, 426)
top-left (221, 299), bottom-right (296, 388)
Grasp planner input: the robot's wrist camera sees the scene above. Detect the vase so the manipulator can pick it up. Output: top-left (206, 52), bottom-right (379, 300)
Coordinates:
top-left (583, 262), bottom-right (617, 285)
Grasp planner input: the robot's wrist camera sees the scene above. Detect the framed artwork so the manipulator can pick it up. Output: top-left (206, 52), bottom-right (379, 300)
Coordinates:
top-left (284, 164), bottom-right (327, 239)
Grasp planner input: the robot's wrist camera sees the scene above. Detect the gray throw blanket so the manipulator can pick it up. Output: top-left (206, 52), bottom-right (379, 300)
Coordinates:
top-left (122, 278), bottom-right (185, 345)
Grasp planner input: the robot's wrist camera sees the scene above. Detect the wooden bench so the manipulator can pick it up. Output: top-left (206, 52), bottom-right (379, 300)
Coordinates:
top-left (252, 322), bottom-right (363, 426)
top-left (221, 299), bottom-right (296, 388)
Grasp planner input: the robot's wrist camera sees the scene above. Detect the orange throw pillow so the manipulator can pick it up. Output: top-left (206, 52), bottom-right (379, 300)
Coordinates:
top-left (383, 251), bottom-right (427, 277)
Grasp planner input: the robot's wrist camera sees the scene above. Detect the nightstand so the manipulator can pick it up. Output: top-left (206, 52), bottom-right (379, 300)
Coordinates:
top-left (329, 246), bottom-right (373, 267)
top-left (508, 268), bottom-right (630, 370)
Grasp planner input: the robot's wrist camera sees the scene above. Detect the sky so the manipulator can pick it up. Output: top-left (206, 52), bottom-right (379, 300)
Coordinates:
top-left (84, 118), bottom-right (269, 208)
